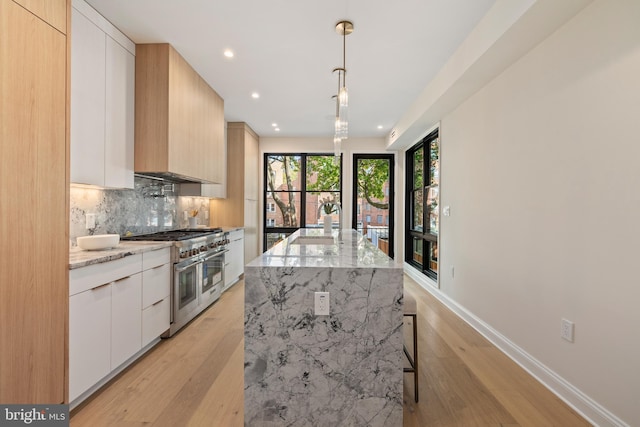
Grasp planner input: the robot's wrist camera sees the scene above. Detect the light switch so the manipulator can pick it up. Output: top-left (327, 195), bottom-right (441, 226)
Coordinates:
top-left (443, 206), bottom-right (451, 217)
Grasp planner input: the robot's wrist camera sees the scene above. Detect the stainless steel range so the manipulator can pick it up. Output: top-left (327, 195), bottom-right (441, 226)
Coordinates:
top-left (122, 228), bottom-right (229, 337)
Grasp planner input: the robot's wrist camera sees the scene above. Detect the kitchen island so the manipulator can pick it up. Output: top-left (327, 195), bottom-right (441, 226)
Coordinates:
top-left (244, 229), bottom-right (404, 426)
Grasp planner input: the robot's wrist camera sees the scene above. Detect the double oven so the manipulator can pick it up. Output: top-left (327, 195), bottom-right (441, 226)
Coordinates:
top-left (122, 228), bottom-right (229, 337)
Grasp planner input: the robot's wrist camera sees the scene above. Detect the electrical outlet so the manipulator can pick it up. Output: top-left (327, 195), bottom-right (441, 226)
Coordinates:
top-left (314, 292), bottom-right (330, 316)
top-left (85, 213), bottom-right (96, 229)
top-left (204, 210), bottom-right (209, 220)
top-left (561, 318), bottom-right (574, 342)
top-left (183, 211), bottom-right (188, 221)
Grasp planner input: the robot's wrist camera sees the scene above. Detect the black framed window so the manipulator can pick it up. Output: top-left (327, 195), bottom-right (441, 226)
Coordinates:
top-left (405, 129), bottom-right (439, 279)
top-left (264, 153), bottom-right (342, 251)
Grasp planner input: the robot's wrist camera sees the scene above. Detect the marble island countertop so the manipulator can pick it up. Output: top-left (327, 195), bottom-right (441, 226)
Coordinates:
top-left (244, 228), bottom-right (404, 426)
top-left (248, 228), bottom-right (400, 268)
top-left (69, 241), bottom-right (172, 270)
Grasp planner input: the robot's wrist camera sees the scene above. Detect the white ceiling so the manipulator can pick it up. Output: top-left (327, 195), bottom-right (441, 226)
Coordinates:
top-left (84, 0), bottom-right (496, 139)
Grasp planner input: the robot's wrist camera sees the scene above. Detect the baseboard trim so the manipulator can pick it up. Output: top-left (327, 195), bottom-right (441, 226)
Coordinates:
top-left (403, 264), bottom-right (628, 427)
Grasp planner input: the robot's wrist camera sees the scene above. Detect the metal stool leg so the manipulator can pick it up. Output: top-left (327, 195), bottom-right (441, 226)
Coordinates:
top-left (403, 313), bottom-right (418, 402)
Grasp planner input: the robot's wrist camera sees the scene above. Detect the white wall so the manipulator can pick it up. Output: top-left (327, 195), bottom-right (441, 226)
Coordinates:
top-left (258, 137), bottom-right (401, 255)
top-left (431, 0), bottom-right (640, 425)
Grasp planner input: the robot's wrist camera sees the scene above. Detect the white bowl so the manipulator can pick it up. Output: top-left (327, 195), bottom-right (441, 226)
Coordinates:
top-left (77, 234), bottom-right (120, 250)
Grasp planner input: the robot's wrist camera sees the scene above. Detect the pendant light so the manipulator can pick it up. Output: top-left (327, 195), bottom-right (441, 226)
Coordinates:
top-left (332, 20), bottom-right (353, 161)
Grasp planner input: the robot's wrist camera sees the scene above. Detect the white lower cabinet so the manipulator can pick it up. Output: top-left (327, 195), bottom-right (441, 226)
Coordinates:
top-left (111, 273), bottom-right (142, 368)
top-left (142, 297), bottom-right (170, 345)
top-left (224, 229), bottom-right (244, 290)
top-left (69, 283), bottom-right (111, 403)
top-left (69, 248), bottom-right (170, 404)
top-left (141, 249), bottom-right (171, 346)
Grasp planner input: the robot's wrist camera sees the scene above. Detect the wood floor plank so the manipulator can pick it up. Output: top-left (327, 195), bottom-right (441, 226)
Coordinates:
top-left (186, 341), bottom-right (244, 427)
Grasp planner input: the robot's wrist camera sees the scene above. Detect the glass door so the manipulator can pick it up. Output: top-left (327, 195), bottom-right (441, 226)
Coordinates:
top-left (352, 154), bottom-right (394, 258)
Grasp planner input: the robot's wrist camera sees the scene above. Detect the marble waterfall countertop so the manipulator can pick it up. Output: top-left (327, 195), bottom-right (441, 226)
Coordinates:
top-left (244, 228), bottom-right (404, 426)
top-left (69, 241), bottom-right (172, 269)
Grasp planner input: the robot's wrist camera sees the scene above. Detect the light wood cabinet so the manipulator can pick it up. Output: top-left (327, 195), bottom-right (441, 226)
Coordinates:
top-left (13, 0), bottom-right (67, 33)
top-left (0, 0), bottom-right (68, 404)
top-left (70, 0), bottom-right (135, 188)
top-left (135, 43), bottom-right (224, 184)
top-left (210, 122), bottom-right (260, 263)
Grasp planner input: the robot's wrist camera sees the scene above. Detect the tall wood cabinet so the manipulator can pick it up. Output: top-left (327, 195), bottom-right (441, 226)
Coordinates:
top-left (135, 43), bottom-right (225, 184)
top-left (210, 122), bottom-right (259, 263)
top-left (0, 0), bottom-right (69, 403)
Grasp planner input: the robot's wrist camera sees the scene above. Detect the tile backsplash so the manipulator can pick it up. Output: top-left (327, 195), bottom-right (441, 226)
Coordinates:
top-left (70, 176), bottom-right (210, 244)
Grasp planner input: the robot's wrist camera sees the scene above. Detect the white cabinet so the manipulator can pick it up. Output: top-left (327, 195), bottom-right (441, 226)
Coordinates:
top-left (224, 229), bottom-right (244, 290)
top-left (69, 248), bottom-right (170, 403)
top-left (105, 36), bottom-right (135, 189)
top-left (69, 253), bottom-right (141, 402)
top-left (69, 282), bottom-right (111, 403)
top-left (70, 0), bottom-right (134, 188)
top-left (70, 6), bottom-right (105, 186)
top-left (111, 273), bottom-right (142, 368)
top-left (141, 249), bottom-right (171, 346)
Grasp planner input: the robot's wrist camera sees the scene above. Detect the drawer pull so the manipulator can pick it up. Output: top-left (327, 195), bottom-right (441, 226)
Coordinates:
top-left (152, 299), bottom-right (164, 307)
top-left (114, 276), bottom-right (131, 283)
top-left (151, 264), bottom-right (166, 270)
top-left (91, 283), bottom-right (110, 291)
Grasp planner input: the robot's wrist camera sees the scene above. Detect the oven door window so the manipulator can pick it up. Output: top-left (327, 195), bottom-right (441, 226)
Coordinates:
top-left (176, 262), bottom-right (199, 310)
top-left (202, 252), bottom-right (224, 293)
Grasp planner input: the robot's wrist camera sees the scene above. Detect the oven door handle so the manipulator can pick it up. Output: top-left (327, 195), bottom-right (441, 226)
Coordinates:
top-left (175, 260), bottom-right (201, 273)
top-left (202, 249), bottom-right (228, 262)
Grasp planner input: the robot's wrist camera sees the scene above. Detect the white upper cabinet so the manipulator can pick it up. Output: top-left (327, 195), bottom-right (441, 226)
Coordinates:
top-left (71, 0), bottom-right (135, 188)
top-left (70, 6), bottom-right (105, 186)
top-left (105, 36), bottom-right (135, 189)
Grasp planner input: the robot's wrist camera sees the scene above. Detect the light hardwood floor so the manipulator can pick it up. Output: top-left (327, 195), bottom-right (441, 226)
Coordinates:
top-left (71, 276), bottom-right (591, 426)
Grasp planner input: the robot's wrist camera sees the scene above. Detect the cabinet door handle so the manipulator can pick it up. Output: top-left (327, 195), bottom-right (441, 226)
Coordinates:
top-left (152, 299), bottom-right (164, 307)
top-left (114, 275), bottom-right (131, 283)
top-left (151, 264), bottom-right (165, 270)
top-left (91, 283), bottom-right (110, 291)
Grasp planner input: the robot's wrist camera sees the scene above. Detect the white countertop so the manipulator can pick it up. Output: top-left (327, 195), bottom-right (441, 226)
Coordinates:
top-left (69, 241), bottom-right (172, 270)
top-left (247, 228), bottom-right (401, 269)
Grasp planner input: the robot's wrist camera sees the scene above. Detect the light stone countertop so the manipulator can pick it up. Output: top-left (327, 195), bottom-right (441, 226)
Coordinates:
top-left (247, 228), bottom-right (400, 268)
top-left (69, 241), bottom-right (173, 270)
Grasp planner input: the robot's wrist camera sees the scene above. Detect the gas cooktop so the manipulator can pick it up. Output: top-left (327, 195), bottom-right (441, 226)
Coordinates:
top-left (121, 228), bottom-right (223, 241)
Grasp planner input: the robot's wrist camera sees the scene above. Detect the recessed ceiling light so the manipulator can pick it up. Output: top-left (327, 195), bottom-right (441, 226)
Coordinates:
top-left (275, 128), bottom-right (280, 132)
top-left (223, 49), bottom-right (234, 58)
top-left (377, 125), bottom-right (384, 130)
top-left (271, 123), bottom-right (278, 127)
top-left (251, 92), bottom-right (260, 99)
